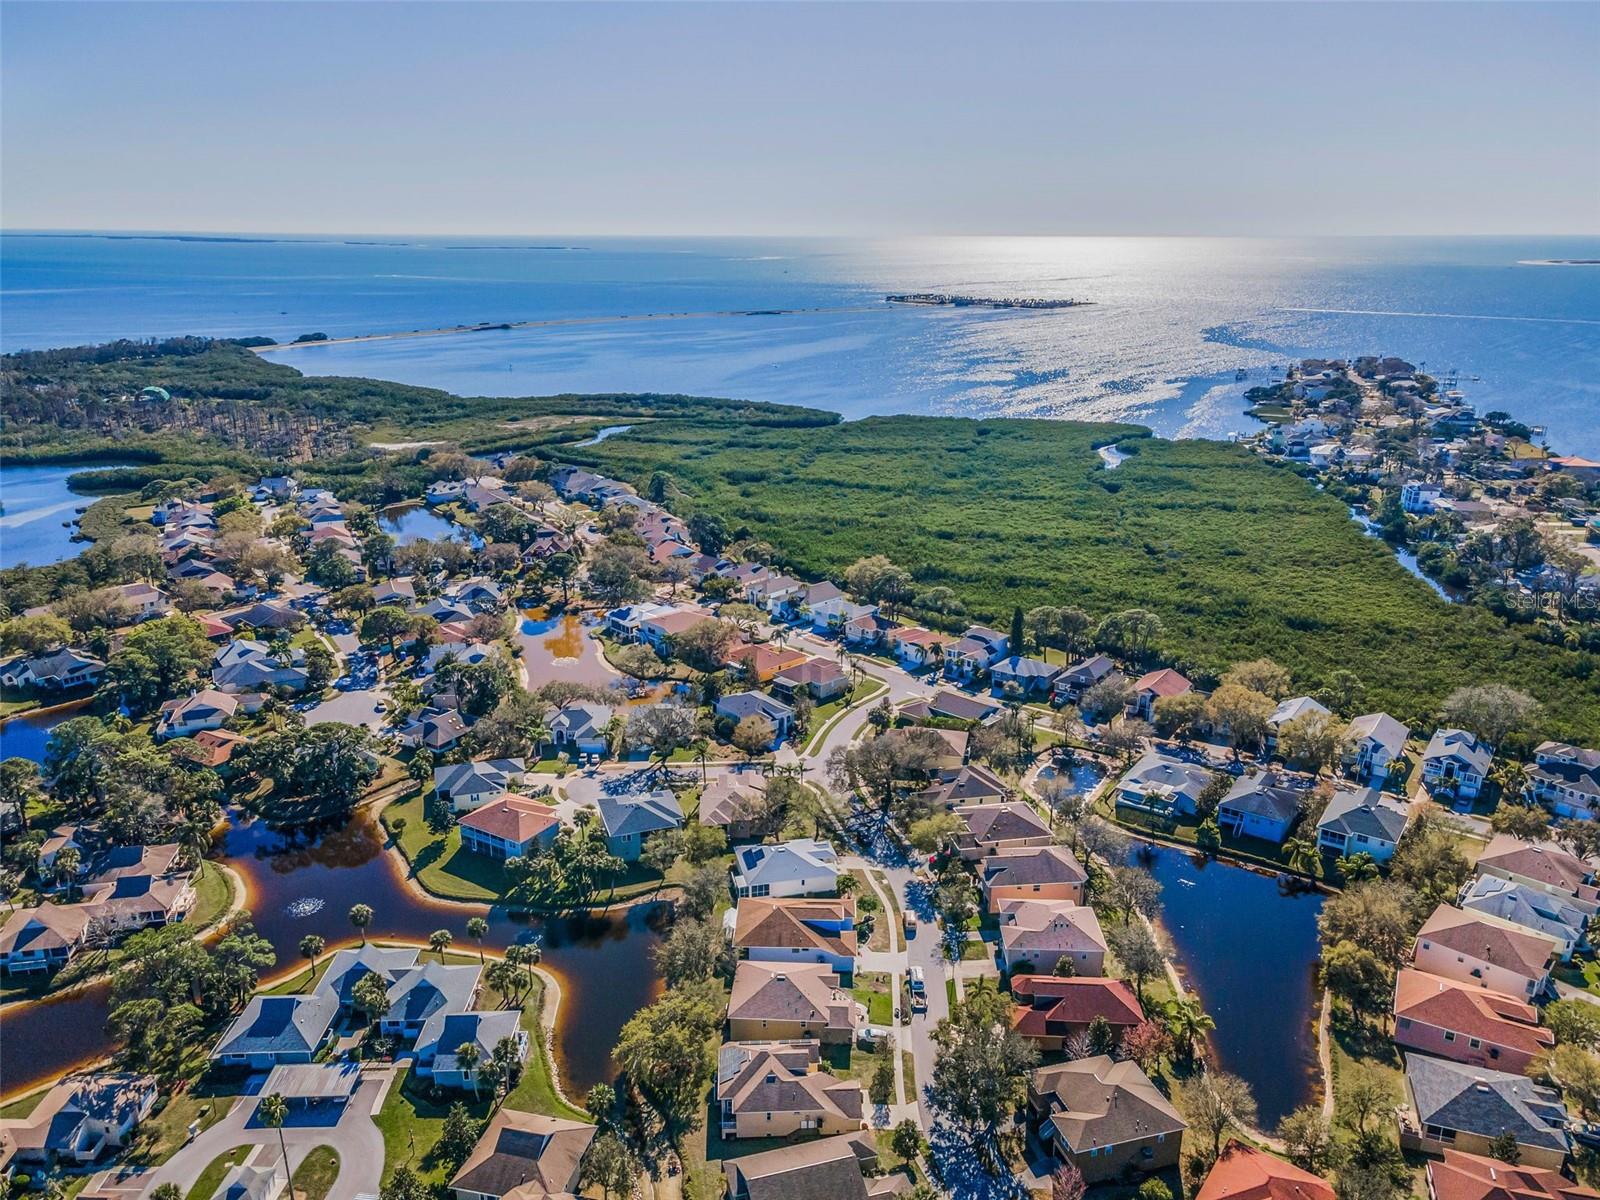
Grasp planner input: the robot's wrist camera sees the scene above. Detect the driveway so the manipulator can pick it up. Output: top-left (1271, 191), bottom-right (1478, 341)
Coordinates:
top-left (138, 1069), bottom-right (393, 1200)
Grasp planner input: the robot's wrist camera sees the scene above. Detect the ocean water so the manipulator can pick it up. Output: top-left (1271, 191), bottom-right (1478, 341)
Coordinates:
top-left (3, 233), bottom-right (1597, 453)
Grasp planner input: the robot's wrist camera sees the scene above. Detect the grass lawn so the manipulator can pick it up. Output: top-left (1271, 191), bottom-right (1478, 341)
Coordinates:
top-left (800, 678), bottom-right (886, 753)
top-left (290, 1145), bottom-right (340, 1200)
top-left (853, 971), bottom-right (894, 1026)
top-left (125, 1076), bottom-right (246, 1170)
top-left (945, 977), bottom-right (957, 1009)
top-left (185, 1146), bottom-right (252, 1200)
top-left (1327, 1002), bottom-right (1406, 1140)
top-left (375, 1067), bottom-right (491, 1189)
top-left (960, 939), bottom-right (993, 962)
top-left (1555, 958), bottom-right (1600, 996)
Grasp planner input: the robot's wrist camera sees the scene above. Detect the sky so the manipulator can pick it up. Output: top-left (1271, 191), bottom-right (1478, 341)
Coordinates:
top-left (2, 1), bottom-right (1596, 237)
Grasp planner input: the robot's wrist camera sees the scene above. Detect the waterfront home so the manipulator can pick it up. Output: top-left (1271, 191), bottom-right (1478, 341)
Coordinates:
top-left (715, 692), bottom-right (795, 746)
top-left (1400, 1054), bottom-right (1569, 1168)
top-left (1265, 696), bottom-right (1332, 753)
top-left (0, 902), bottom-right (93, 974)
top-left (916, 762), bottom-right (1008, 809)
top-left (953, 801), bottom-right (1053, 860)
top-left (155, 688), bottom-right (241, 740)
top-left (0, 1074), bottom-right (157, 1173)
top-left (716, 1041), bottom-right (865, 1140)
top-left (379, 961), bottom-right (483, 1041)
top-left (1116, 750), bottom-right (1216, 818)
top-left (172, 728), bottom-right (250, 769)
top-left (547, 701), bottom-right (613, 758)
top-left (1315, 786), bottom-right (1411, 862)
top-left (639, 607), bottom-right (710, 654)
top-left (604, 601), bottom-right (676, 642)
top-left (433, 759), bottom-right (526, 813)
top-left (943, 626), bottom-right (1010, 681)
top-left (458, 795), bottom-right (561, 860)
top-left (1028, 1056), bottom-right (1185, 1183)
top-left (315, 945), bottom-right (422, 1010)
top-left (1427, 1148), bottom-right (1600, 1200)
top-left (732, 897), bottom-right (857, 976)
top-left (1402, 482), bottom-right (1443, 513)
top-left (887, 626), bottom-right (955, 670)
top-left (990, 655), bottom-right (1062, 699)
top-left (1129, 668), bottom-right (1192, 720)
top-left (726, 961), bottom-right (860, 1044)
top-left (996, 898), bottom-right (1106, 976)
top-left (1196, 1142), bottom-right (1335, 1200)
top-left (724, 641), bottom-right (810, 685)
top-left (212, 992), bottom-right (339, 1068)
top-left (1008, 976), bottom-right (1143, 1052)
top-left (1474, 835), bottom-right (1598, 901)
top-left (448, 1108), bottom-right (594, 1200)
top-left (733, 838), bottom-right (839, 899)
top-left (897, 689), bottom-right (1000, 725)
top-left (1528, 741), bottom-right (1600, 820)
top-left (1052, 656), bottom-right (1122, 706)
top-left (415, 1010), bottom-right (526, 1090)
top-left (76, 867), bottom-right (196, 938)
top-left (1422, 729), bottom-right (1492, 801)
top-left (980, 845), bottom-right (1088, 913)
top-left (1547, 455), bottom-right (1600, 485)
top-left (1343, 712), bottom-right (1411, 783)
top-left (1458, 875), bottom-right (1592, 961)
top-left (771, 657), bottom-right (851, 703)
top-left (1414, 905), bottom-right (1558, 999)
top-left (595, 789), bottom-right (684, 862)
top-left (722, 1132), bottom-right (886, 1200)
top-left (699, 774), bottom-right (771, 841)
top-left (1217, 771), bottom-right (1304, 844)
top-left (0, 647), bottom-right (105, 693)
top-left (1393, 968), bottom-right (1553, 1075)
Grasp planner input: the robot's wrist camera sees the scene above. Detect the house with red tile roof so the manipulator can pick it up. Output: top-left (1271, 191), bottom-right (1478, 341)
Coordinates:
top-left (980, 845), bottom-right (1088, 912)
top-left (457, 795), bottom-right (560, 860)
top-left (1393, 968), bottom-right (1553, 1074)
top-left (1427, 1149), bottom-right (1599, 1200)
top-left (1414, 905), bottom-right (1559, 1000)
top-left (732, 897), bottom-right (857, 976)
top-left (1196, 1141), bottom-right (1335, 1200)
top-left (724, 641), bottom-right (810, 685)
top-left (1129, 669), bottom-right (1192, 720)
top-left (1009, 976), bottom-right (1144, 1052)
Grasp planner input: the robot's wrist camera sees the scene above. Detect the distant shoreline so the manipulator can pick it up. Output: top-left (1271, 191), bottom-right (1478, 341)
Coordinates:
top-left (1517, 259), bottom-right (1600, 266)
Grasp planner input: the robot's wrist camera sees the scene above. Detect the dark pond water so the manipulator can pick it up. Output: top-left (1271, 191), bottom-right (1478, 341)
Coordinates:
top-left (378, 502), bottom-right (464, 545)
top-left (1134, 842), bottom-right (1325, 1128)
top-left (0, 699), bottom-right (92, 765)
top-left (0, 808), bottom-right (665, 1100)
top-left (0, 462), bottom-right (130, 569)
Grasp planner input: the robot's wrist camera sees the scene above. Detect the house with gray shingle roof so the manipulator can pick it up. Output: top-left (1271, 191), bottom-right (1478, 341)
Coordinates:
top-left (1116, 750), bottom-right (1216, 817)
top-left (716, 1041), bottom-right (864, 1140)
top-left (1217, 771), bottom-right (1305, 844)
top-left (1343, 712), bottom-right (1410, 783)
top-left (212, 992), bottom-right (339, 1068)
top-left (715, 692), bottom-right (795, 747)
top-left (1423, 729), bottom-right (1493, 800)
top-left (1402, 1054), bottom-right (1570, 1169)
top-left (1530, 742), bottom-right (1600, 821)
top-left (416, 1010), bottom-right (525, 1091)
top-left (596, 790), bottom-right (684, 862)
top-left (1315, 785), bottom-right (1411, 862)
top-left (989, 656), bottom-right (1063, 699)
top-left (433, 759), bottom-right (525, 813)
top-left (1457, 875), bottom-right (1591, 961)
top-left (315, 945), bottom-right (421, 1009)
top-left (380, 962), bottom-right (482, 1040)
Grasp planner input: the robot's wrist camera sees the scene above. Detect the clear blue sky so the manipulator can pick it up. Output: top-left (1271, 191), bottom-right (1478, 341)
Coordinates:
top-left (3, 1), bottom-right (1596, 236)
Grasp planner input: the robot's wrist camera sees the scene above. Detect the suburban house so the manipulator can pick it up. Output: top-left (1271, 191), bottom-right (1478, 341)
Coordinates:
top-left (917, 763), bottom-right (1009, 809)
top-left (887, 626), bottom-right (955, 671)
top-left (1343, 712), bottom-right (1411, 783)
top-left (638, 608), bottom-right (710, 654)
top-left (953, 801), bottom-right (1053, 860)
top-left (732, 897), bottom-right (857, 976)
top-left (1028, 1056), bottom-right (1186, 1183)
top-left (1458, 875), bottom-right (1593, 961)
top-left (699, 774), bottom-right (771, 841)
top-left (843, 612), bottom-right (897, 649)
top-left (1413, 905), bottom-right (1558, 999)
top-left (372, 579), bottom-right (416, 606)
top-left (1425, 1148), bottom-right (1599, 1200)
top-left (1217, 771), bottom-right (1305, 844)
top-left (448, 1108), bottom-right (595, 1200)
top-left (1116, 750), bottom-right (1216, 818)
top-left (980, 845), bottom-right (1088, 913)
top-left (996, 898), bottom-right (1107, 976)
top-left (604, 601), bottom-right (676, 642)
top-left (112, 583), bottom-right (172, 622)
top-left (1401, 1054), bottom-right (1570, 1168)
top-left (1195, 1142), bottom-right (1335, 1200)
top-left (457, 795), bottom-right (561, 860)
top-left (1265, 696), bottom-right (1332, 753)
top-left (989, 656), bottom-right (1062, 699)
top-left (415, 1010), bottom-right (526, 1090)
top-left (722, 1132), bottom-right (889, 1200)
top-left (0, 1074), bottom-right (158, 1173)
top-left (595, 790), bottom-right (684, 862)
top-left (725, 642), bottom-right (810, 685)
top-left (395, 708), bottom-right (470, 752)
top-left (771, 658), bottom-right (851, 703)
top-left (212, 993), bottom-right (339, 1068)
top-left (716, 692), bottom-right (795, 747)
top-left (1008, 976), bottom-right (1144, 1052)
top-left (716, 1041), bottom-right (865, 1140)
top-left (316, 945), bottom-right (421, 1011)
top-left (0, 648), bottom-right (105, 693)
top-left (1051, 656), bottom-right (1121, 706)
top-left (1315, 786), bottom-right (1411, 862)
top-left (1474, 835), bottom-right (1598, 902)
top-left (155, 689), bottom-right (241, 740)
top-left (1422, 729), bottom-right (1493, 801)
top-left (897, 690), bottom-right (1000, 725)
top-left (174, 728), bottom-right (250, 769)
top-left (1393, 968), bottom-right (1554, 1074)
top-left (1128, 668), bottom-right (1192, 720)
top-left (1527, 741), bottom-right (1600, 820)
top-left (433, 759), bottom-right (527, 813)
top-left (1402, 482), bottom-right (1443, 513)
top-left (547, 702), bottom-right (613, 758)
top-left (379, 961), bottom-right (483, 1041)
top-left (0, 903), bottom-right (93, 974)
top-left (726, 961), bottom-right (860, 1044)
top-left (732, 839), bottom-right (839, 899)
top-left (212, 639), bottom-right (309, 693)
top-left (942, 626), bottom-right (1010, 681)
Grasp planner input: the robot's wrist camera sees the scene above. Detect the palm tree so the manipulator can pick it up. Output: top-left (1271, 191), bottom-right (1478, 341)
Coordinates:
top-left (179, 817), bottom-right (213, 880)
top-left (1491, 759), bottom-right (1530, 804)
top-left (466, 917), bottom-right (488, 963)
top-left (53, 847), bottom-right (81, 901)
top-left (429, 929), bottom-right (454, 962)
top-left (349, 903), bottom-right (373, 945)
top-left (455, 1042), bottom-right (482, 1099)
top-left (486, 960), bottom-right (521, 1006)
top-left (691, 737), bottom-right (711, 784)
top-left (1283, 837), bottom-right (1319, 878)
top-left (298, 935), bottom-right (325, 991)
top-left (257, 1093), bottom-right (295, 1199)
top-left (1163, 996), bottom-right (1216, 1061)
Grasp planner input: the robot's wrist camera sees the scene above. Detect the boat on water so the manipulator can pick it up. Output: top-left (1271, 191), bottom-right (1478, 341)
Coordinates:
top-left (1235, 367), bottom-right (1249, 381)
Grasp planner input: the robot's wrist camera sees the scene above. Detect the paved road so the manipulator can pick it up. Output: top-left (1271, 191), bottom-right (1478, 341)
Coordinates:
top-left (303, 687), bottom-right (389, 731)
top-left (138, 1069), bottom-right (393, 1200)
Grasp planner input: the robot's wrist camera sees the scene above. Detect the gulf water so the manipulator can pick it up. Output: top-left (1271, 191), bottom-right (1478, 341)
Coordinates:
top-left (3, 233), bottom-right (1597, 453)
